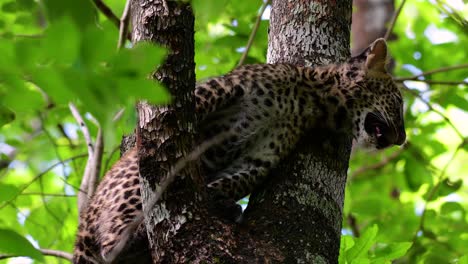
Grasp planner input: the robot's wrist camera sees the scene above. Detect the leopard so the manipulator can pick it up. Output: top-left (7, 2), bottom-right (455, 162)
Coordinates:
top-left (73, 38), bottom-right (406, 263)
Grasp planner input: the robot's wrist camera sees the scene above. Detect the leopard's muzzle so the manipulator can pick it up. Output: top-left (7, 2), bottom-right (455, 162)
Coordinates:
top-left (364, 113), bottom-right (406, 149)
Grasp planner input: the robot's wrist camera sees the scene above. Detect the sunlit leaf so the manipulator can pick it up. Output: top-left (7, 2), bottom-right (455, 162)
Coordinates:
top-left (404, 158), bottom-right (432, 191)
top-left (0, 229), bottom-right (44, 261)
top-left (372, 242), bottom-right (412, 262)
top-left (346, 225), bottom-right (378, 261)
top-left (339, 235), bottom-right (355, 264)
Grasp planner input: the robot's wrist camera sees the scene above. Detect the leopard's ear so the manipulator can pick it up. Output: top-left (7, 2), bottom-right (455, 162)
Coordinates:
top-left (365, 38), bottom-right (387, 73)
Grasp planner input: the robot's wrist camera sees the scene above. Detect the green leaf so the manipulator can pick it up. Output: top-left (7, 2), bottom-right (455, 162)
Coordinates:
top-left (346, 225), bottom-right (378, 261)
top-left (339, 235), bottom-right (355, 264)
top-left (372, 242), bottom-right (412, 262)
top-left (0, 105), bottom-right (15, 127)
top-left (0, 229), bottom-right (44, 261)
top-left (459, 255), bottom-right (468, 264)
top-left (42, 0), bottom-right (95, 29)
top-left (445, 93), bottom-right (468, 112)
top-left (440, 202), bottom-right (465, 217)
top-left (43, 17), bottom-right (80, 64)
top-left (193, 0), bottom-right (229, 23)
top-left (110, 42), bottom-right (167, 80)
top-left (0, 76), bottom-right (45, 114)
top-left (350, 258), bottom-right (371, 264)
top-left (30, 67), bottom-right (72, 104)
top-left (1, 1), bottom-right (16, 13)
top-left (404, 158), bottom-right (432, 191)
top-left (423, 178), bottom-right (463, 201)
top-left (16, 0), bottom-right (35, 10)
top-left (81, 22), bottom-right (118, 67)
top-left (0, 183), bottom-right (19, 202)
top-left (437, 178), bottom-right (463, 196)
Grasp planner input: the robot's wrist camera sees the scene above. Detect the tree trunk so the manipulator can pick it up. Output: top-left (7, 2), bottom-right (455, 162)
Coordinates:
top-left (131, 0), bottom-right (203, 261)
top-left (267, 1), bottom-right (351, 66)
top-left (244, 1), bottom-right (353, 263)
top-left (131, 0), bottom-right (352, 263)
top-left (131, 1), bottom-right (281, 263)
top-left (351, 0), bottom-right (394, 55)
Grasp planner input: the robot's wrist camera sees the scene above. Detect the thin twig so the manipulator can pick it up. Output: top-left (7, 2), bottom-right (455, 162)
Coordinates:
top-left (39, 116), bottom-right (66, 176)
top-left (0, 249), bottom-right (73, 261)
top-left (78, 104), bottom-right (104, 201)
top-left (0, 154), bottom-right (88, 210)
top-left (347, 214), bottom-right (360, 237)
top-left (38, 170), bottom-right (63, 224)
top-left (105, 130), bottom-right (233, 263)
top-left (92, 0), bottom-right (120, 27)
top-left (112, 108), bottom-right (126, 122)
top-left (402, 86), bottom-right (464, 139)
top-left (20, 192), bottom-right (76, 197)
top-left (70, 103), bottom-right (96, 213)
top-left (57, 123), bottom-right (76, 148)
top-left (237, 0), bottom-right (270, 67)
top-left (92, 0), bottom-right (132, 41)
top-left (40, 249), bottom-right (73, 261)
top-left (118, 0), bottom-right (132, 49)
top-left (5, 201), bottom-right (49, 231)
top-left (412, 140), bottom-right (466, 244)
top-left (69, 103), bottom-right (94, 157)
top-left (88, 127), bottom-right (104, 199)
top-left (384, 0), bottom-right (407, 40)
top-left (394, 63), bottom-right (468, 81)
top-left (350, 143), bottom-right (408, 180)
top-left (396, 79), bottom-right (468, 86)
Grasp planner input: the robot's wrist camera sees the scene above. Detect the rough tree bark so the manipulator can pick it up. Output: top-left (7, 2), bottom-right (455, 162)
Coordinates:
top-left (130, 1), bottom-right (210, 262)
top-left (245, 1), bottom-right (353, 263)
top-left (131, 0), bottom-right (352, 263)
top-left (130, 1), bottom-right (281, 263)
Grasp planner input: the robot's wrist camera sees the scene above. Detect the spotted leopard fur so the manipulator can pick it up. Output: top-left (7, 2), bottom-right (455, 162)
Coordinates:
top-left (73, 39), bottom-right (406, 263)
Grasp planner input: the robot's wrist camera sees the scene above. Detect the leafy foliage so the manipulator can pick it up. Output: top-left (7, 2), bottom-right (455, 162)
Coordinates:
top-left (0, 0), bottom-right (466, 263)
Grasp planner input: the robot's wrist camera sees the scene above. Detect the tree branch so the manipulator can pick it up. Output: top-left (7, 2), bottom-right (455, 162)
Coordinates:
top-left (347, 214), bottom-right (360, 237)
top-left (394, 63), bottom-right (468, 81)
top-left (396, 79), bottom-right (468, 86)
top-left (69, 103), bottom-right (94, 157)
top-left (0, 154), bottom-right (87, 210)
top-left (0, 249), bottom-right (73, 262)
top-left (40, 249), bottom-right (73, 262)
top-left (412, 139), bottom-right (466, 244)
top-left (384, 0), bottom-right (406, 40)
top-left (402, 86), bottom-right (464, 139)
top-left (118, 0), bottom-right (132, 49)
top-left (350, 143), bottom-right (408, 180)
top-left (92, 0), bottom-right (132, 41)
top-left (237, 0), bottom-right (270, 67)
top-left (69, 103), bottom-right (96, 214)
top-left (19, 192), bottom-right (76, 197)
top-left (88, 127), bottom-right (103, 199)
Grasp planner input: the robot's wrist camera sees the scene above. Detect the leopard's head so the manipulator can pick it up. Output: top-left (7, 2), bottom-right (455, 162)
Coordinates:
top-left (349, 38), bottom-right (406, 150)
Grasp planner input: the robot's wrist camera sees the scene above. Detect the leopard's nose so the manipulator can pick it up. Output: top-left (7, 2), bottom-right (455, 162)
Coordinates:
top-left (394, 126), bottom-right (406, 145)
